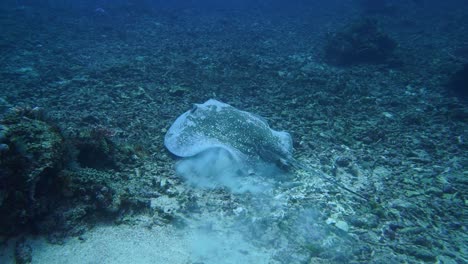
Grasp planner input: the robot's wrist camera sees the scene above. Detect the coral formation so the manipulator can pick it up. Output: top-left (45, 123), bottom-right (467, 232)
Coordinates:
top-left (0, 109), bottom-right (65, 235)
top-left (0, 108), bottom-right (141, 237)
top-left (446, 63), bottom-right (468, 100)
top-left (324, 18), bottom-right (397, 65)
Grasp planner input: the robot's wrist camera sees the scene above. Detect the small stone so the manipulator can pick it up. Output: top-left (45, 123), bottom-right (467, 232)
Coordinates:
top-left (412, 235), bottom-right (432, 247)
top-left (0, 143), bottom-right (9, 152)
top-left (325, 217), bottom-right (336, 225)
top-left (160, 178), bottom-right (167, 189)
top-left (399, 227), bottom-right (425, 235)
top-left (0, 129), bottom-right (6, 142)
top-left (168, 85), bottom-right (189, 96)
top-left (348, 214), bottom-right (379, 228)
top-left (233, 207), bottom-right (245, 216)
top-left (425, 187), bottom-right (443, 196)
top-left (404, 246), bottom-right (436, 262)
top-left (335, 220), bottom-right (349, 232)
top-left (149, 198), bottom-right (158, 210)
top-left (382, 112), bottom-right (394, 118)
top-left (335, 156), bottom-right (352, 167)
top-left (442, 184), bottom-right (456, 194)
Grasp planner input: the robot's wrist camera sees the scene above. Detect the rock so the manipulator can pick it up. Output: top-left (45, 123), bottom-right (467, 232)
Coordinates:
top-left (335, 156), bottom-right (352, 167)
top-left (348, 214), bottom-right (379, 228)
top-left (168, 85), bottom-right (189, 96)
top-left (0, 124), bottom-right (6, 139)
top-left (0, 112), bottom-right (65, 235)
top-left (324, 18), bottom-right (397, 65)
top-left (446, 63), bottom-right (468, 99)
top-left (0, 143), bottom-right (8, 153)
top-left (326, 217), bottom-right (350, 232)
top-left (335, 220), bottom-right (349, 232)
top-left (0, 97), bottom-right (11, 116)
top-left (442, 184), bottom-right (456, 194)
top-left (400, 246), bottom-right (437, 262)
top-left (15, 239), bottom-right (32, 264)
top-left (411, 235), bottom-right (432, 248)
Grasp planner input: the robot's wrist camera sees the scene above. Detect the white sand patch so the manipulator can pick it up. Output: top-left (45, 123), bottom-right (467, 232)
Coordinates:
top-left (1, 222), bottom-right (275, 264)
top-left (29, 225), bottom-right (189, 264)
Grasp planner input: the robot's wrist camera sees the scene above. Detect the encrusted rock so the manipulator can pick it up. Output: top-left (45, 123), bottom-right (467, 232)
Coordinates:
top-left (14, 238), bottom-right (32, 264)
top-left (0, 112), bottom-right (65, 235)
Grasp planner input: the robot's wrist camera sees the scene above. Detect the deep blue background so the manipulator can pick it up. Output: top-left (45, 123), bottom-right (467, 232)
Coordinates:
top-left (3, 0), bottom-right (467, 13)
